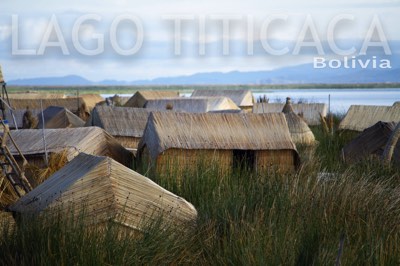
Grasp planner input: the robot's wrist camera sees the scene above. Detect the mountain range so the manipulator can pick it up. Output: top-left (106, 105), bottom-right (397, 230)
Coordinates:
top-left (8, 57), bottom-right (400, 86)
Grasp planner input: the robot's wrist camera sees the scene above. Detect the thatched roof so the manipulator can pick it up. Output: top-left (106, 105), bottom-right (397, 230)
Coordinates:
top-left (67, 94), bottom-right (104, 110)
top-left (342, 121), bottom-right (399, 163)
top-left (7, 92), bottom-right (65, 99)
top-left (37, 106), bottom-right (85, 129)
top-left (191, 89), bottom-right (254, 107)
top-left (253, 102), bottom-right (327, 126)
top-left (7, 127), bottom-right (133, 167)
top-left (282, 98), bottom-right (315, 145)
top-left (8, 98), bottom-right (90, 114)
top-left (9, 153), bottom-right (197, 231)
top-left (2, 109), bottom-right (41, 129)
top-left (138, 112), bottom-right (298, 161)
top-left (86, 106), bottom-right (151, 137)
top-left (339, 103), bottom-right (400, 131)
top-left (124, 91), bottom-right (179, 108)
top-left (144, 97), bottom-right (240, 113)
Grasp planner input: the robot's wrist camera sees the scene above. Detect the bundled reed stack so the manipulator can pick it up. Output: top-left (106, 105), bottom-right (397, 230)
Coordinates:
top-left (282, 97), bottom-right (316, 146)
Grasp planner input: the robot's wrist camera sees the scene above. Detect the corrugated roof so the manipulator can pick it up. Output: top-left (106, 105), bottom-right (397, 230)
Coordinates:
top-left (124, 91), bottom-right (179, 108)
top-left (10, 153), bottom-right (197, 231)
top-left (191, 89), bottom-right (254, 107)
top-left (253, 102), bottom-right (327, 126)
top-left (37, 106), bottom-right (85, 129)
top-left (7, 127), bottom-right (133, 167)
top-left (87, 106), bottom-right (152, 137)
top-left (138, 112), bottom-right (297, 160)
top-left (339, 103), bottom-right (400, 131)
top-left (144, 97), bottom-right (240, 113)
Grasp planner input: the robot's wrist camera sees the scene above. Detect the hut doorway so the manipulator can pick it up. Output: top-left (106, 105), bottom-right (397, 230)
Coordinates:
top-left (233, 150), bottom-right (255, 172)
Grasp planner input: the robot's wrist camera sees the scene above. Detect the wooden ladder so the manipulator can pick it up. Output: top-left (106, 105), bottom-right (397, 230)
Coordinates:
top-left (0, 120), bottom-right (32, 197)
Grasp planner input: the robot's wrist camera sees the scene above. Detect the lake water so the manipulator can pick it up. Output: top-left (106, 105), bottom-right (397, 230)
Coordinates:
top-left (102, 88), bottom-right (400, 114)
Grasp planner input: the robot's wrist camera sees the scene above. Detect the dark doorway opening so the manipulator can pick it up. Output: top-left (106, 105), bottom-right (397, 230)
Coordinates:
top-left (233, 150), bottom-right (255, 173)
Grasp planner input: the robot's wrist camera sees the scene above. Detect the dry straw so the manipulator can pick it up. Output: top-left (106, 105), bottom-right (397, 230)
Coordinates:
top-left (253, 102), bottom-right (327, 126)
top-left (191, 89), bottom-right (254, 109)
top-left (339, 102), bottom-right (400, 132)
top-left (144, 97), bottom-right (240, 113)
top-left (124, 91), bottom-right (179, 108)
top-left (10, 153), bottom-right (198, 232)
top-left (282, 97), bottom-right (316, 146)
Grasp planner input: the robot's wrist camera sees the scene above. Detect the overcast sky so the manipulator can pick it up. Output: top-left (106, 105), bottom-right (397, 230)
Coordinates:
top-left (1, 0), bottom-right (399, 81)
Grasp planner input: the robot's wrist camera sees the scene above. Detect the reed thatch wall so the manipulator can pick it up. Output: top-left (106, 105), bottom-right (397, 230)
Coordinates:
top-left (191, 89), bottom-right (254, 109)
top-left (8, 98), bottom-right (89, 114)
top-left (137, 112), bottom-right (299, 176)
top-left (124, 91), bottom-right (179, 108)
top-left (253, 102), bottom-right (327, 126)
top-left (339, 103), bottom-right (400, 132)
top-left (86, 106), bottom-right (152, 149)
top-left (255, 150), bottom-right (298, 173)
top-left (342, 121), bottom-right (399, 163)
top-left (114, 136), bottom-right (141, 149)
top-left (7, 92), bottom-right (66, 99)
top-left (2, 109), bottom-right (41, 129)
top-left (87, 106), bottom-right (151, 137)
top-left (281, 98), bottom-right (316, 146)
top-left (10, 153), bottom-right (198, 232)
top-left (144, 97), bottom-right (240, 113)
top-left (67, 94), bottom-right (104, 110)
top-left (37, 106), bottom-right (85, 129)
top-left (7, 127), bottom-right (133, 168)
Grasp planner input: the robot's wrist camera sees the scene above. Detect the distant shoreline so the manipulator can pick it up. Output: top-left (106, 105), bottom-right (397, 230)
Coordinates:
top-left (6, 83), bottom-right (400, 95)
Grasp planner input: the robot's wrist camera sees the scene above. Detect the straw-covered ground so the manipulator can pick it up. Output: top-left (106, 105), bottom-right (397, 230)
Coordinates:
top-left (0, 115), bottom-right (399, 265)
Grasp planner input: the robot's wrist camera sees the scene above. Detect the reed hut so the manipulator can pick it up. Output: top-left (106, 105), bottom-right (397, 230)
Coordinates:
top-left (37, 106), bottom-right (85, 129)
top-left (124, 91), bottom-right (179, 108)
top-left (8, 98), bottom-right (90, 115)
top-left (9, 153), bottom-right (197, 232)
top-left (7, 127), bottom-right (133, 168)
top-left (86, 106), bottom-right (152, 149)
top-left (7, 92), bottom-right (65, 99)
top-left (144, 97), bottom-right (240, 113)
top-left (67, 94), bottom-right (104, 110)
top-left (137, 112), bottom-right (300, 178)
top-left (253, 102), bottom-right (327, 126)
top-left (281, 98), bottom-right (316, 146)
top-left (342, 121), bottom-right (400, 164)
top-left (191, 89), bottom-right (254, 112)
top-left (339, 102), bottom-right (400, 132)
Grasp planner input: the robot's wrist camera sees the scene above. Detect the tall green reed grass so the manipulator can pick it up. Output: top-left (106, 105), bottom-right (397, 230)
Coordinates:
top-left (1, 116), bottom-right (399, 265)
